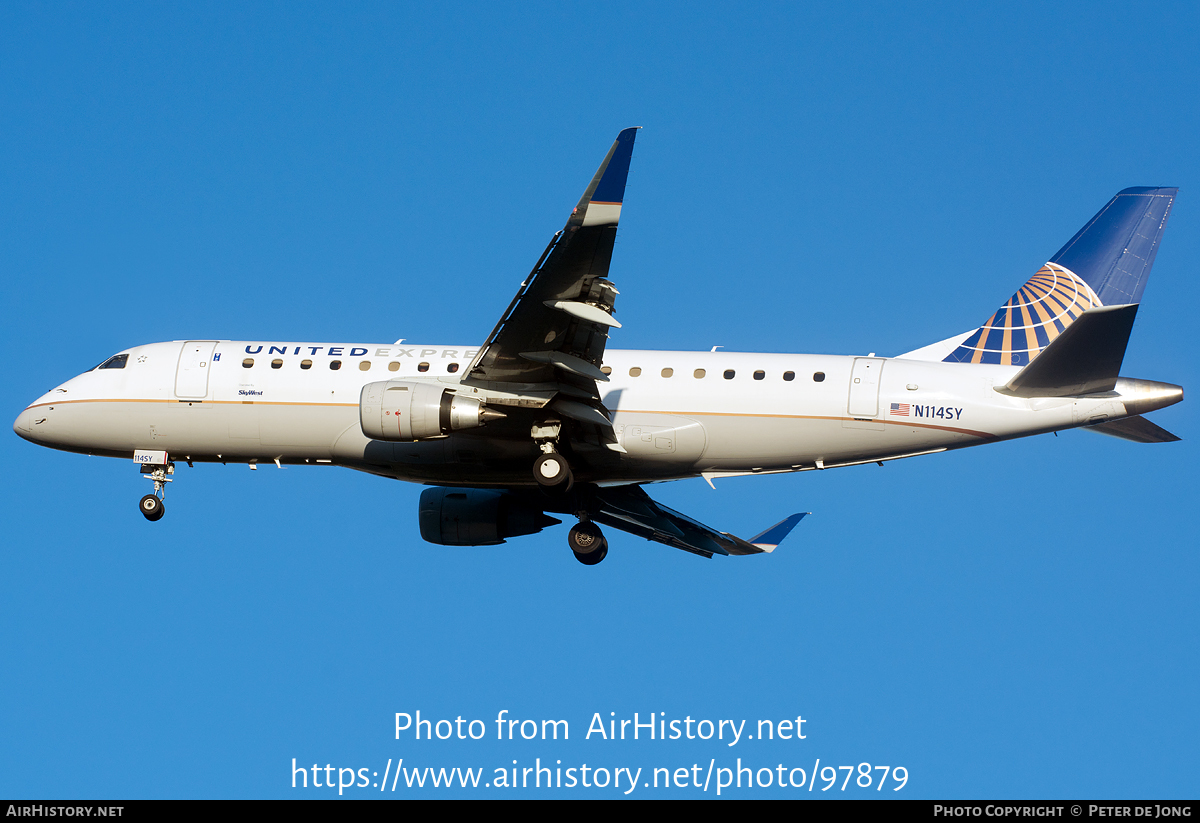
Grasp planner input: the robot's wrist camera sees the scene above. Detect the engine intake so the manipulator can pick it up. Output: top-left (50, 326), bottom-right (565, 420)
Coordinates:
top-left (418, 487), bottom-right (561, 546)
top-left (360, 380), bottom-right (503, 442)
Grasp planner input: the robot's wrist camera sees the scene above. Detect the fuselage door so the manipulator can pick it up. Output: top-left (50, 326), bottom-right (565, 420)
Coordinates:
top-left (847, 357), bottom-right (884, 418)
top-left (175, 341), bottom-right (218, 399)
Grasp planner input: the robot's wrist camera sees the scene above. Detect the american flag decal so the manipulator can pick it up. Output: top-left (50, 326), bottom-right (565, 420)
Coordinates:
top-left (890, 403), bottom-right (910, 416)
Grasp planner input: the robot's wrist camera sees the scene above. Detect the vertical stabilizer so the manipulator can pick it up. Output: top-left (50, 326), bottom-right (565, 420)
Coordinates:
top-left (945, 187), bottom-right (1176, 366)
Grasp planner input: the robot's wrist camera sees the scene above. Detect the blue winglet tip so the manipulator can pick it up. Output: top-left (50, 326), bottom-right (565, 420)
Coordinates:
top-left (749, 512), bottom-right (809, 551)
top-left (592, 128), bottom-right (640, 204)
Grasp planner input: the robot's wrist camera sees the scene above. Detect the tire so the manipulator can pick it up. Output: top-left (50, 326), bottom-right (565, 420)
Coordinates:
top-left (569, 523), bottom-right (603, 553)
top-left (573, 540), bottom-right (608, 565)
top-left (533, 452), bottom-right (572, 489)
top-left (139, 494), bottom-right (164, 521)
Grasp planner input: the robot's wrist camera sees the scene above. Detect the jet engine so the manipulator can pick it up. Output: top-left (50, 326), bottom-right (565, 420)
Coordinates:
top-left (418, 487), bottom-right (561, 546)
top-left (359, 381), bottom-right (504, 442)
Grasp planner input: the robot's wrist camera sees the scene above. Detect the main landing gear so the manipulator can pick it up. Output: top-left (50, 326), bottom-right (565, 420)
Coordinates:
top-left (569, 519), bottom-right (608, 565)
top-left (138, 458), bottom-right (174, 521)
top-left (528, 423), bottom-right (605, 564)
top-left (531, 423), bottom-right (573, 492)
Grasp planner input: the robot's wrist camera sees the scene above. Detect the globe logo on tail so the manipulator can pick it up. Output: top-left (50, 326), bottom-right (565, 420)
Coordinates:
top-left (945, 263), bottom-right (1102, 366)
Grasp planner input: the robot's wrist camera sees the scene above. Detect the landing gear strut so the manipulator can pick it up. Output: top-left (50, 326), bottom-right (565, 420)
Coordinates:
top-left (138, 459), bottom-right (174, 521)
top-left (569, 520), bottom-right (608, 565)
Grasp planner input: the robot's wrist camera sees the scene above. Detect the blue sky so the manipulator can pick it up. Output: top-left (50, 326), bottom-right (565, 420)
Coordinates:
top-left (2, 2), bottom-right (1197, 798)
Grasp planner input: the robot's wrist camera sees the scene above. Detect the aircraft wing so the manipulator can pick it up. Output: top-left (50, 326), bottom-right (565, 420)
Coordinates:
top-left (466, 128), bottom-right (638, 410)
top-left (588, 484), bottom-right (808, 559)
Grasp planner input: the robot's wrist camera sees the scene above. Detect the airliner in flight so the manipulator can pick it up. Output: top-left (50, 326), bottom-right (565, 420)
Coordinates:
top-left (13, 129), bottom-right (1183, 564)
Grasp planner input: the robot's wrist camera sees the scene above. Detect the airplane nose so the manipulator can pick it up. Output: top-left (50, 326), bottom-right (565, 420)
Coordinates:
top-left (13, 407), bottom-right (34, 439)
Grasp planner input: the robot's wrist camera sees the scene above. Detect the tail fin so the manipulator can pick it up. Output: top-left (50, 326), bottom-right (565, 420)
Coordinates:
top-left (944, 187), bottom-right (1176, 366)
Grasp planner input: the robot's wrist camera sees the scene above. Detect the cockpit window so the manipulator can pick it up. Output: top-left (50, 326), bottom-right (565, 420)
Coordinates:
top-left (97, 354), bottom-right (128, 370)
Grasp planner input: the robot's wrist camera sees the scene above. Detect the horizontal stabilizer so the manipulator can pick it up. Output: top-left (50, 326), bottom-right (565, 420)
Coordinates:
top-left (748, 513), bottom-right (809, 552)
top-left (999, 304), bottom-right (1138, 397)
top-left (1085, 415), bottom-right (1181, 443)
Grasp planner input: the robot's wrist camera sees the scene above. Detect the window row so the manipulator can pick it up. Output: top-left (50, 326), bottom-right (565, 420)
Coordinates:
top-left (241, 358), bottom-right (461, 373)
top-left (607, 366), bottom-right (826, 382)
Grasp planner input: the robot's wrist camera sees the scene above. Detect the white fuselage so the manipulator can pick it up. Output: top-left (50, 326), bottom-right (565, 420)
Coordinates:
top-left (14, 339), bottom-right (1146, 488)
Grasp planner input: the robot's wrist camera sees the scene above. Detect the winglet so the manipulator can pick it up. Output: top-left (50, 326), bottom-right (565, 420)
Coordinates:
top-left (571, 127), bottom-right (640, 228)
top-left (748, 513), bottom-right (809, 553)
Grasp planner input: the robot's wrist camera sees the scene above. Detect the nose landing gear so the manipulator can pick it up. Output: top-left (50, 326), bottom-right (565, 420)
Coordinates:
top-left (137, 455), bottom-right (174, 521)
top-left (569, 520), bottom-right (608, 565)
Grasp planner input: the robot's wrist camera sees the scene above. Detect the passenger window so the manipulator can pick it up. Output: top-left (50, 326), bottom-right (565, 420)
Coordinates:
top-left (388, 362), bottom-right (401, 372)
top-left (271, 359), bottom-right (283, 369)
top-left (447, 362), bottom-right (460, 373)
top-left (330, 360), bottom-right (342, 371)
top-left (694, 368), bottom-right (706, 378)
top-left (300, 360), bottom-right (312, 370)
top-left (359, 361), bottom-right (371, 371)
top-left (783, 371), bottom-right (795, 381)
top-left (661, 367), bottom-right (673, 378)
top-left (629, 367), bottom-right (642, 377)
top-left (98, 354), bottom-right (128, 370)
top-left (600, 366), bottom-right (612, 375)
top-left (418, 362), bottom-right (430, 373)
top-left (242, 358), bottom-right (254, 369)
top-left (723, 369), bottom-right (735, 380)
top-left (813, 372), bottom-right (825, 382)
top-left (753, 370), bottom-right (765, 380)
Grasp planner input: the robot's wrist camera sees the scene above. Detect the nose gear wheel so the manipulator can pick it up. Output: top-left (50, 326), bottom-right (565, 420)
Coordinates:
top-left (139, 494), bottom-right (165, 521)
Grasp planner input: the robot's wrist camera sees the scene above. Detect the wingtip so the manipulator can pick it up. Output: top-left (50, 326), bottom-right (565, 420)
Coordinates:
top-left (749, 512), bottom-right (809, 552)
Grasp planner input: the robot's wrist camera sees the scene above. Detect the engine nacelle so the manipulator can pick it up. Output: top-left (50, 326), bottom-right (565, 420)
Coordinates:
top-left (360, 380), bottom-right (499, 441)
top-left (418, 487), bottom-right (561, 546)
